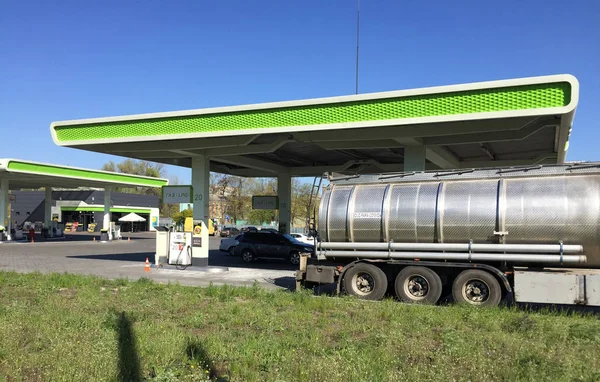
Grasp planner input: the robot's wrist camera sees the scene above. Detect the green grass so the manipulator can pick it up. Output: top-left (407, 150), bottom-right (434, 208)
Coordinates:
top-left (0, 272), bottom-right (599, 382)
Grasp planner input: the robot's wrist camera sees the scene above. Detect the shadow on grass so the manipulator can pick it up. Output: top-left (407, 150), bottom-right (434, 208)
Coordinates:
top-left (270, 276), bottom-right (339, 296)
top-left (306, 281), bottom-right (338, 296)
top-left (116, 311), bottom-right (142, 382)
top-left (270, 276), bottom-right (296, 291)
top-left (186, 340), bottom-right (229, 381)
top-left (515, 302), bottom-right (600, 316)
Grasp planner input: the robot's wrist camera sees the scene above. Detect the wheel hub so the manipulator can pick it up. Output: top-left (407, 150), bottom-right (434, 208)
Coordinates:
top-left (464, 280), bottom-right (489, 303)
top-left (353, 272), bottom-right (374, 295)
top-left (290, 253), bottom-right (300, 264)
top-left (406, 276), bottom-right (429, 298)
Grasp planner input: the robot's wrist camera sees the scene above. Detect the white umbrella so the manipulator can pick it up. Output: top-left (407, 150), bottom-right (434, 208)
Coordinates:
top-left (118, 212), bottom-right (147, 233)
top-left (118, 213), bottom-right (146, 222)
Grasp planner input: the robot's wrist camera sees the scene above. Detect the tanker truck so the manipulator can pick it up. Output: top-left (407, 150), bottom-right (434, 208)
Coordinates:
top-left (296, 163), bottom-right (600, 307)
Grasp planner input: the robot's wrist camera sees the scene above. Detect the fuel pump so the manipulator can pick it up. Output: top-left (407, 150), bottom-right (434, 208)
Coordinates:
top-left (155, 217), bottom-right (208, 268)
top-left (168, 218), bottom-right (193, 268)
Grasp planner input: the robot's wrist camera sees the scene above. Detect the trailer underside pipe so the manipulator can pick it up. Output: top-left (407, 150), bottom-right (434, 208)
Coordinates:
top-left (320, 250), bottom-right (587, 264)
top-left (318, 242), bottom-right (583, 254)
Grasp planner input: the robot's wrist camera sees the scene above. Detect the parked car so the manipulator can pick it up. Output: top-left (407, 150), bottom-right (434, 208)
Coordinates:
top-left (219, 234), bottom-right (243, 256)
top-left (240, 226), bottom-right (258, 233)
top-left (220, 227), bottom-right (240, 237)
top-left (290, 233), bottom-right (315, 245)
top-left (233, 232), bottom-right (314, 265)
top-left (260, 227), bottom-right (278, 234)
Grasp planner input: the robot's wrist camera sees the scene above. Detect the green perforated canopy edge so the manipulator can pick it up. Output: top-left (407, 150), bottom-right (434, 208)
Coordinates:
top-left (7, 161), bottom-right (167, 187)
top-left (54, 82), bottom-right (571, 142)
top-left (61, 207), bottom-right (152, 214)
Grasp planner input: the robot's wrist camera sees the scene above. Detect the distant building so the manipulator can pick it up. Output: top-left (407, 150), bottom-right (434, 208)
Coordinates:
top-left (11, 189), bottom-right (160, 232)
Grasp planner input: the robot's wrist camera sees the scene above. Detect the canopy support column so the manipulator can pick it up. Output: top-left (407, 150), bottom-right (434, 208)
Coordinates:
top-left (404, 145), bottom-right (426, 172)
top-left (44, 187), bottom-right (52, 235)
top-left (104, 187), bottom-right (112, 240)
top-left (277, 172), bottom-right (292, 234)
top-left (0, 179), bottom-right (9, 240)
top-left (191, 155), bottom-right (210, 267)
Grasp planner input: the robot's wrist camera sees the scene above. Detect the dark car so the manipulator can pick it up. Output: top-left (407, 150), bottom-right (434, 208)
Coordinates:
top-left (240, 226), bottom-right (258, 233)
top-left (220, 227), bottom-right (240, 237)
top-left (233, 232), bottom-right (314, 265)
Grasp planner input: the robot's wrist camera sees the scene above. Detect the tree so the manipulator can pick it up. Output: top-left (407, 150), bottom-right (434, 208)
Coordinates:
top-left (101, 159), bottom-right (165, 196)
top-left (208, 174), bottom-right (250, 224)
top-left (164, 203), bottom-right (181, 221)
top-left (101, 161), bottom-right (117, 172)
top-left (291, 180), bottom-right (315, 230)
top-left (173, 208), bottom-right (193, 226)
top-left (101, 159), bottom-right (171, 218)
top-left (233, 178), bottom-right (251, 223)
top-left (210, 173), bottom-right (231, 223)
top-left (247, 209), bottom-right (276, 225)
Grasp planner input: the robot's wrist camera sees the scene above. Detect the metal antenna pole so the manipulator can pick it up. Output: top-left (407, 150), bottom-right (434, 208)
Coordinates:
top-left (355, 0), bottom-right (360, 94)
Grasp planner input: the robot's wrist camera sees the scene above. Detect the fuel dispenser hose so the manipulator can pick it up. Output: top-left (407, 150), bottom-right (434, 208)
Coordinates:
top-left (176, 245), bottom-right (192, 270)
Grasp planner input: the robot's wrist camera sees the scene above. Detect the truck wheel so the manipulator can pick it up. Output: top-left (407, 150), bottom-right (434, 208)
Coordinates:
top-left (228, 246), bottom-right (236, 256)
top-left (452, 269), bottom-right (502, 307)
top-left (241, 249), bottom-right (255, 263)
top-left (395, 266), bottom-right (442, 304)
top-left (343, 263), bottom-right (388, 301)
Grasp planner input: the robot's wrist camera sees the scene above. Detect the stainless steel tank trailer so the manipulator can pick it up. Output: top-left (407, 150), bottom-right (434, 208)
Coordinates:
top-left (296, 163), bottom-right (600, 307)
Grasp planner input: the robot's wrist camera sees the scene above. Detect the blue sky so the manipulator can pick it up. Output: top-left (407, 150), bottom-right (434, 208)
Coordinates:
top-left (1, 0), bottom-right (599, 183)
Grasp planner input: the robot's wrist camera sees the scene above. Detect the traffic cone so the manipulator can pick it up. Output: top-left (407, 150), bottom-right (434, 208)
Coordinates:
top-left (93, 237), bottom-right (96, 242)
top-left (128, 236), bottom-right (131, 243)
top-left (144, 258), bottom-right (151, 272)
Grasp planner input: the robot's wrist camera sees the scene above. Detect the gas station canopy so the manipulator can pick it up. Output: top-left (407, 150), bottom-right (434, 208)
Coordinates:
top-left (50, 74), bottom-right (578, 177)
top-left (0, 159), bottom-right (168, 189)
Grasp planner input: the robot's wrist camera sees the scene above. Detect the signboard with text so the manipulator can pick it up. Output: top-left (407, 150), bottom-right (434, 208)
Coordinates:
top-left (162, 186), bottom-right (193, 204)
top-left (252, 195), bottom-right (279, 210)
top-left (192, 237), bottom-right (202, 247)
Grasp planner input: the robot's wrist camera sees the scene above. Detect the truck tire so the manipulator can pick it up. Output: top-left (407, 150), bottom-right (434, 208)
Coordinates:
top-left (342, 263), bottom-right (388, 301)
top-left (452, 269), bottom-right (502, 307)
top-left (394, 266), bottom-right (442, 304)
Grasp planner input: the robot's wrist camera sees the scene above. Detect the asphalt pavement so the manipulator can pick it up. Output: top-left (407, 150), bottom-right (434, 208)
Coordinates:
top-left (0, 232), bottom-right (296, 289)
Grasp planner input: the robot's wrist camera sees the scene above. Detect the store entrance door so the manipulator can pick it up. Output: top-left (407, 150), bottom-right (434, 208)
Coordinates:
top-left (80, 212), bottom-right (94, 232)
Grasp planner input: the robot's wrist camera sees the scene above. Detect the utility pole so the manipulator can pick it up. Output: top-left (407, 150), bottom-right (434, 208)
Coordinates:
top-left (355, 0), bottom-right (360, 94)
